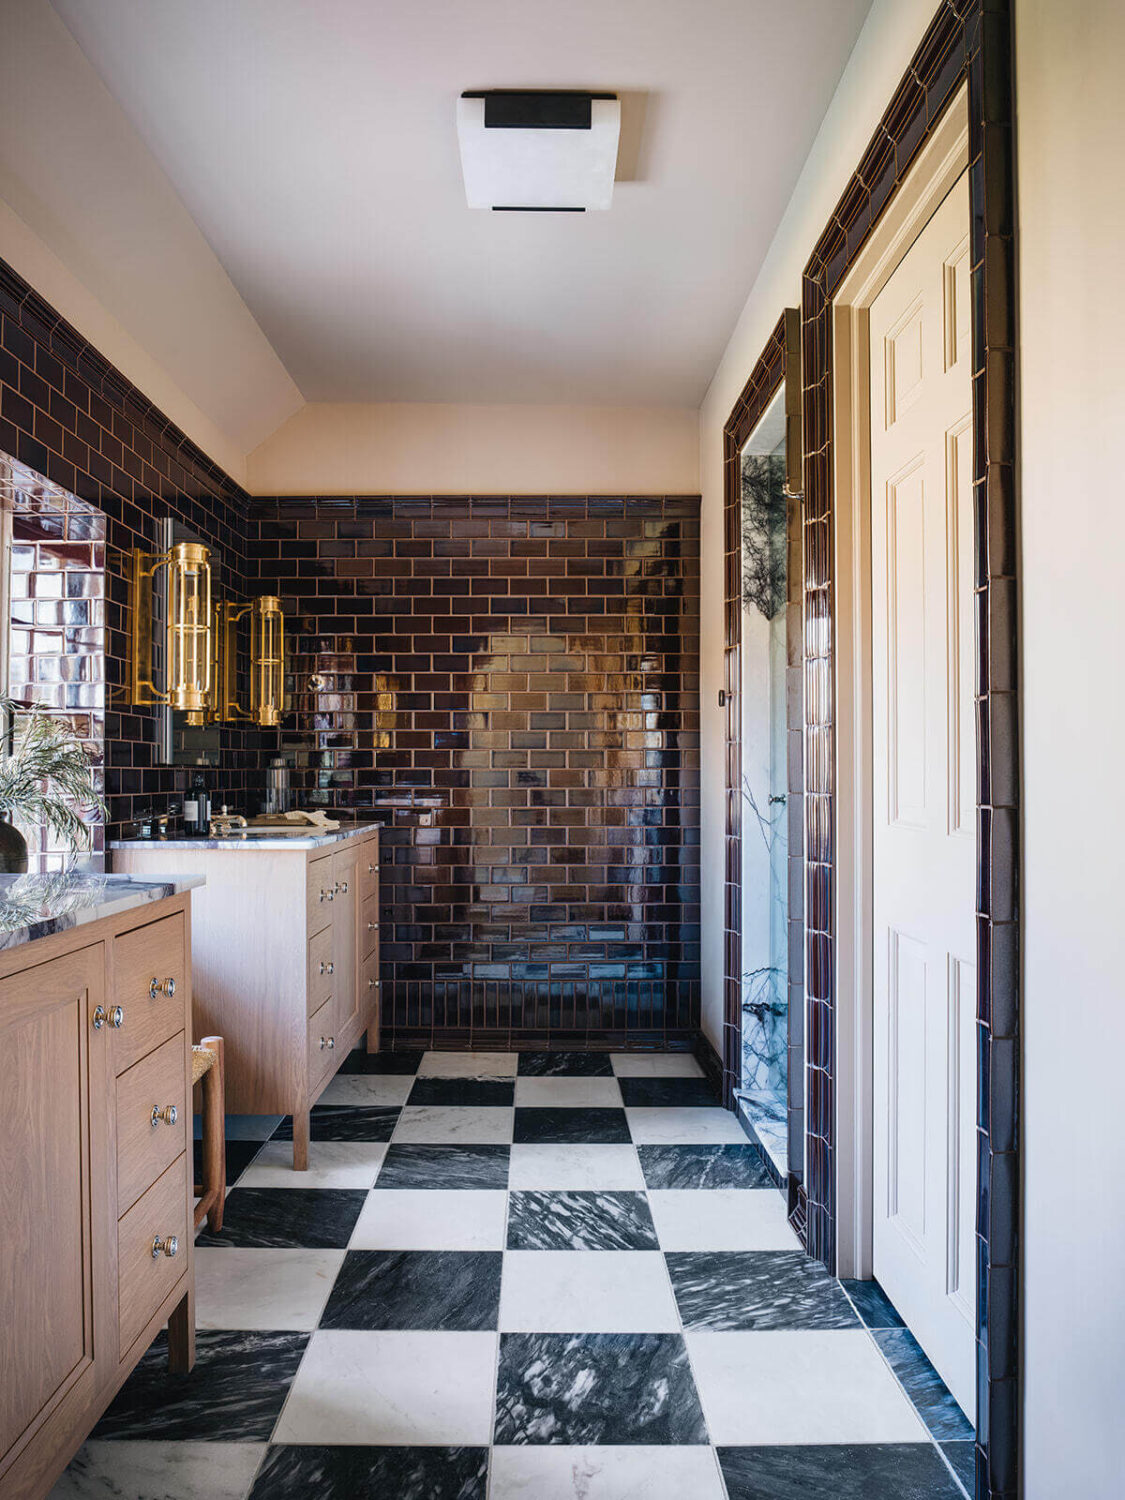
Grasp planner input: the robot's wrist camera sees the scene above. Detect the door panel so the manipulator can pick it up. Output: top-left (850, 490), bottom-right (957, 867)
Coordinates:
top-left (870, 171), bottom-right (976, 1418)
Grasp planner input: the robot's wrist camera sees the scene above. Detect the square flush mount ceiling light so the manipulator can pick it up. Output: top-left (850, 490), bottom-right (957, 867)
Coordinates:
top-left (457, 90), bottom-right (621, 211)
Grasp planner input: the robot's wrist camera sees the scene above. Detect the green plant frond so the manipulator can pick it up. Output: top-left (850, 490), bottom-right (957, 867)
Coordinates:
top-left (0, 695), bottom-right (107, 853)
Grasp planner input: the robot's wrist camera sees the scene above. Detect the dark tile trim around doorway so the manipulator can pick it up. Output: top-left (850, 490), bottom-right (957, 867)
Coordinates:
top-left (795, 4), bottom-right (1019, 1499)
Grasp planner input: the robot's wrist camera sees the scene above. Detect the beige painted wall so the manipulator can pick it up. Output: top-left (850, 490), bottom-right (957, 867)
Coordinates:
top-left (1017, 2), bottom-right (1125, 1495)
top-left (246, 401), bottom-right (700, 495)
top-left (696, 0), bottom-right (938, 1054)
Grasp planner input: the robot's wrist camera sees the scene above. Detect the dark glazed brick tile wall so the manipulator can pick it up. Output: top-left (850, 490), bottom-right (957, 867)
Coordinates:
top-left (0, 258), bottom-right (272, 842)
top-left (251, 495), bottom-right (701, 1049)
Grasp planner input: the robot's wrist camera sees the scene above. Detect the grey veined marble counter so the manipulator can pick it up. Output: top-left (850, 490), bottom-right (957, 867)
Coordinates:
top-left (109, 822), bottom-right (381, 853)
top-left (0, 871), bottom-right (204, 952)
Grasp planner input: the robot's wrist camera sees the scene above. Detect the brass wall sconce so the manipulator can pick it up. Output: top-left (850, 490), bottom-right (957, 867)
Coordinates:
top-left (131, 542), bottom-right (212, 713)
top-left (221, 595), bottom-right (286, 728)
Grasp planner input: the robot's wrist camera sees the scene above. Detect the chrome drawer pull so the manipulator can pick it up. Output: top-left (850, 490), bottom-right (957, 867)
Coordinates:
top-left (151, 1104), bottom-right (178, 1129)
top-left (151, 1235), bottom-right (178, 1259)
top-left (108, 1005), bottom-right (125, 1029)
top-left (149, 976), bottom-right (176, 1000)
top-left (336, 880), bottom-right (348, 895)
top-left (92, 1005), bottom-right (107, 1030)
top-left (327, 1036), bottom-right (335, 1050)
top-left (367, 921), bottom-right (378, 932)
top-left (319, 960), bottom-right (335, 975)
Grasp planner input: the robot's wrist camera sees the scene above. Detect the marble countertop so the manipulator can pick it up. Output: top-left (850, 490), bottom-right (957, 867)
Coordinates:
top-left (109, 821), bottom-right (381, 853)
top-left (0, 872), bottom-right (204, 953)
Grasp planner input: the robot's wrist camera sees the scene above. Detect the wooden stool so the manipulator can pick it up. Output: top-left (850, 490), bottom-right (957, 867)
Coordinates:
top-left (192, 1035), bottom-right (226, 1232)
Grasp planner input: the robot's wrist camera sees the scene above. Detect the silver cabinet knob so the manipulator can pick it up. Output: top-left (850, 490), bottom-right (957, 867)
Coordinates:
top-left (151, 1235), bottom-right (178, 1259)
top-left (367, 977), bottom-right (375, 989)
top-left (326, 1036), bottom-right (335, 1050)
top-left (367, 921), bottom-right (378, 932)
top-left (319, 960), bottom-right (335, 975)
top-left (108, 1005), bottom-right (124, 1029)
top-left (319, 1036), bottom-right (328, 1049)
top-left (151, 1104), bottom-right (178, 1128)
top-left (92, 1005), bottom-right (107, 1030)
top-left (149, 976), bottom-right (176, 1000)
top-left (336, 880), bottom-right (348, 895)
top-left (368, 862), bottom-right (376, 874)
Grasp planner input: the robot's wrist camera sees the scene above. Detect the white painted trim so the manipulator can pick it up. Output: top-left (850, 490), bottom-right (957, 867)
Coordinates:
top-left (831, 85), bottom-right (970, 1279)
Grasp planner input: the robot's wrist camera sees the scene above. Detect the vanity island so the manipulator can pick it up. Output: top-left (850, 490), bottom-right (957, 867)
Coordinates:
top-left (112, 824), bottom-right (381, 1169)
top-left (0, 872), bottom-right (202, 1500)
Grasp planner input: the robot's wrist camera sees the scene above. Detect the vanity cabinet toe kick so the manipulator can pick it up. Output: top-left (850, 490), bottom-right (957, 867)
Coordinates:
top-left (113, 826), bottom-right (382, 1171)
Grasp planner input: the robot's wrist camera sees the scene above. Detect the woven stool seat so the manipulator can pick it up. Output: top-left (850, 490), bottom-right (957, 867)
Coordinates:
top-left (191, 1045), bottom-right (218, 1086)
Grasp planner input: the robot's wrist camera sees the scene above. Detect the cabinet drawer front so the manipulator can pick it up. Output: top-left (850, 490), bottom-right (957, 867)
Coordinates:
top-left (306, 854), bottom-right (336, 936)
top-left (111, 914), bottom-right (186, 1075)
top-left (117, 1154), bottom-right (188, 1356)
top-left (361, 946), bottom-right (381, 1026)
top-left (307, 926), bottom-right (335, 1015)
top-left (358, 838), bottom-right (379, 905)
top-left (307, 995), bottom-right (338, 1091)
top-left (116, 1033), bottom-right (188, 1217)
top-left (360, 892), bottom-right (380, 959)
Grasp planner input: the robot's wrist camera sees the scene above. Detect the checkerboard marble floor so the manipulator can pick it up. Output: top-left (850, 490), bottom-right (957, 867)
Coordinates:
top-left (53, 1050), bottom-right (975, 1500)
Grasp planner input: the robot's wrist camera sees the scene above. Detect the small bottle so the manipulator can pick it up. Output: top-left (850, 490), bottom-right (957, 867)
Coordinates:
top-left (182, 784), bottom-right (199, 836)
top-left (184, 772), bottom-right (210, 836)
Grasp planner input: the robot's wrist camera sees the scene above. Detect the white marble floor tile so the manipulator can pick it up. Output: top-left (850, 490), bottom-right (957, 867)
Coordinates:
top-left (349, 1189), bottom-right (508, 1250)
top-left (417, 1051), bottom-right (518, 1078)
top-left (685, 1329), bottom-right (930, 1445)
top-left (648, 1189), bottom-right (802, 1251)
top-left (490, 1445), bottom-right (726, 1500)
top-left (237, 1140), bottom-right (386, 1190)
top-left (216, 1114), bottom-right (285, 1140)
top-left (626, 1107), bottom-right (747, 1145)
top-left (500, 1251), bottom-right (679, 1333)
top-left (514, 1077), bottom-right (623, 1108)
top-left (610, 1054), bottom-right (703, 1078)
top-left (50, 1442), bottom-right (266, 1500)
top-left (508, 1144), bottom-right (645, 1191)
top-left (274, 1329), bottom-right (499, 1445)
top-left (195, 1248), bottom-right (345, 1330)
top-left (317, 1073), bottom-right (414, 1106)
top-left (393, 1105), bottom-right (514, 1144)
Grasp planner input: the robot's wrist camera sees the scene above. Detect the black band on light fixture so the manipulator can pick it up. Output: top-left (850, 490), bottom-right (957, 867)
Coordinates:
top-left (491, 205), bottom-right (586, 213)
top-left (462, 90), bottom-right (614, 131)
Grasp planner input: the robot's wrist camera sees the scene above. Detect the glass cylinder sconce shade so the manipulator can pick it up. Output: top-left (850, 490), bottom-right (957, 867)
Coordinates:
top-left (250, 595), bottom-right (284, 728)
top-left (167, 543), bottom-right (211, 712)
top-left (131, 541), bottom-right (213, 712)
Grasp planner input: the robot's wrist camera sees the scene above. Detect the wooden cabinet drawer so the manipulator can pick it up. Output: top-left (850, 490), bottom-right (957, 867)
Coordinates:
top-left (307, 995), bottom-right (338, 1091)
top-left (117, 1154), bottom-right (188, 1356)
top-left (360, 946), bottom-right (381, 1026)
top-left (111, 914), bottom-right (186, 1075)
top-left (116, 1033), bottom-right (187, 1217)
top-left (306, 853), bottom-right (336, 936)
top-left (307, 925), bottom-right (335, 1015)
top-left (358, 837), bottom-right (379, 904)
top-left (360, 892), bottom-right (380, 959)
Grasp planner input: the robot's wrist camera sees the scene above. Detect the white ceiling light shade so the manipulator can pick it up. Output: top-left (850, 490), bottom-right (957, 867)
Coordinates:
top-left (456, 91), bottom-right (621, 211)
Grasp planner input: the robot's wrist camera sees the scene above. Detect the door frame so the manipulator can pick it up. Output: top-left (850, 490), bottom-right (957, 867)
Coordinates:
top-left (831, 90), bottom-right (971, 1285)
top-left (793, 4), bottom-right (1020, 1494)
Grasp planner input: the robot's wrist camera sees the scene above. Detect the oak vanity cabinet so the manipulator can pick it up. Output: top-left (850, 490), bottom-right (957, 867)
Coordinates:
top-left (115, 828), bottom-right (381, 1170)
top-left (0, 895), bottom-right (195, 1500)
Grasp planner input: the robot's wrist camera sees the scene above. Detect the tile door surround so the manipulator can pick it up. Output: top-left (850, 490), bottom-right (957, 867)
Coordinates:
top-left (250, 495), bottom-right (701, 1052)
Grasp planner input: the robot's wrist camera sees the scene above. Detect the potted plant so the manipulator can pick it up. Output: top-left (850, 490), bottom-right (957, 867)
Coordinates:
top-left (0, 697), bottom-right (106, 873)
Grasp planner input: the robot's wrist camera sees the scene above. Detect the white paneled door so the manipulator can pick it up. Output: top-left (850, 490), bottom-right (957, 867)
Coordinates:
top-left (869, 171), bottom-right (976, 1418)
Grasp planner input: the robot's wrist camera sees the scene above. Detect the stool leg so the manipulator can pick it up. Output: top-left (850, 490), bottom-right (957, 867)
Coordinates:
top-left (200, 1035), bottom-right (226, 1232)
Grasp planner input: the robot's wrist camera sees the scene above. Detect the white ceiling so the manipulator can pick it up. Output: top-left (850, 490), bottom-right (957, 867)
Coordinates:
top-left (37, 0), bottom-right (871, 412)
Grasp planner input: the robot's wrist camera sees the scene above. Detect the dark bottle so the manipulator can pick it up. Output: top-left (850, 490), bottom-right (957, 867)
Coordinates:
top-left (184, 773), bottom-right (211, 836)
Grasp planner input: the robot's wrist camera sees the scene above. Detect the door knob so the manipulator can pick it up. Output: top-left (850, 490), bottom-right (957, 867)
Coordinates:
top-left (151, 1104), bottom-right (178, 1128)
top-left (149, 976), bottom-right (176, 1000)
top-left (336, 880), bottom-right (348, 895)
top-left (92, 1005), bottom-right (107, 1030)
top-left (108, 1005), bottom-right (124, 1028)
top-left (151, 1235), bottom-right (178, 1259)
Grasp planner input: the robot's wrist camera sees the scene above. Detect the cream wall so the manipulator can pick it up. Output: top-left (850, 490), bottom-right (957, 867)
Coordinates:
top-left (696, 0), bottom-right (938, 1054)
top-left (1017, 2), bottom-right (1125, 1495)
top-left (246, 401), bottom-right (700, 496)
